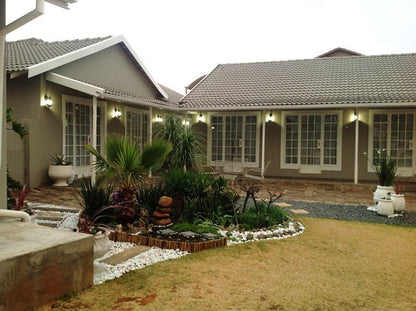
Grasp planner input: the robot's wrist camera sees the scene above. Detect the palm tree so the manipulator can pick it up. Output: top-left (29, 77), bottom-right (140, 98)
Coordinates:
top-left (85, 135), bottom-right (171, 201)
top-left (154, 114), bottom-right (204, 171)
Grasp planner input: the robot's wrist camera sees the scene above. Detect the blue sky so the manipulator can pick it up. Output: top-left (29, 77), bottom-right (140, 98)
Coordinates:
top-left (6, 0), bottom-right (416, 94)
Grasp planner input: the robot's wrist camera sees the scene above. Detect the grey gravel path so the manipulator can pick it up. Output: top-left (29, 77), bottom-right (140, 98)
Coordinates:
top-left (236, 197), bottom-right (416, 226)
top-left (281, 200), bottom-right (416, 226)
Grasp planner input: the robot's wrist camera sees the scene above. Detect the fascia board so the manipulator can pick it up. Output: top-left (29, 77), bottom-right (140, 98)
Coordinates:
top-left (120, 38), bottom-right (168, 99)
top-left (28, 35), bottom-right (125, 78)
top-left (178, 101), bottom-right (416, 111)
top-left (46, 72), bottom-right (104, 96)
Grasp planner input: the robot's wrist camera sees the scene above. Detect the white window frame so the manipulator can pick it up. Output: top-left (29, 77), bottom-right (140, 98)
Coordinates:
top-left (368, 109), bottom-right (416, 176)
top-left (207, 111), bottom-right (260, 168)
top-left (62, 95), bottom-right (107, 176)
top-left (124, 106), bottom-right (150, 151)
top-left (280, 110), bottom-right (343, 172)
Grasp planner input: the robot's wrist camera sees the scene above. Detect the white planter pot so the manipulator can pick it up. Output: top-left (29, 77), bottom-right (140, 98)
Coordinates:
top-left (48, 165), bottom-right (74, 187)
top-left (390, 194), bottom-right (406, 212)
top-left (373, 185), bottom-right (394, 204)
top-left (377, 198), bottom-right (394, 217)
top-left (94, 231), bottom-right (111, 258)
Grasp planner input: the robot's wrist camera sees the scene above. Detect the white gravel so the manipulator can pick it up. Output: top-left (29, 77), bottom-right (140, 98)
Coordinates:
top-left (94, 243), bottom-right (188, 285)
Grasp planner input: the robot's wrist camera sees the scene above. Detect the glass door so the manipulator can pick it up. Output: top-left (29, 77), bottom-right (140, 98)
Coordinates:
top-left (64, 97), bottom-right (104, 177)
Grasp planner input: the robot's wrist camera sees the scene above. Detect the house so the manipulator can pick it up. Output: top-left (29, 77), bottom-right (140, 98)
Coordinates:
top-left (6, 35), bottom-right (182, 187)
top-left (180, 48), bottom-right (416, 183)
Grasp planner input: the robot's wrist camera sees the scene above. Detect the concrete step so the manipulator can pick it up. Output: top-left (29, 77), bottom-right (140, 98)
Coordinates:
top-left (27, 202), bottom-right (81, 214)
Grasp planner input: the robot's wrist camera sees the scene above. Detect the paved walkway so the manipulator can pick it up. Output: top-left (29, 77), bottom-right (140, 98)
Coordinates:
top-left (25, 178), bottom-right (416, 212)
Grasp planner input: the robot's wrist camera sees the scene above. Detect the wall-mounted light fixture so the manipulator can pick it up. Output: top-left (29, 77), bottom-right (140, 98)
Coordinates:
top-left (156, 115), bottom-right (163, 123)
top-left (352, 111), bottom-right (358, 121)
top-left (113, 107), bottom-right (122, 118)
top-left (41, 95), bottom-right (53, 108)
top-left (183, 120), bottom-right (190, 126)
top-left (197, 113), bottom-right (204, 122)
top-left (267, 111), bottom-right (274, 122)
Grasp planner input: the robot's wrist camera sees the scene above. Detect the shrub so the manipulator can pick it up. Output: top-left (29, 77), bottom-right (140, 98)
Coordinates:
top-left (237, 202), bottom-right (289, 231)
top-left (78, 178), bottom-right (113, 219)
top-left (136, 179), bottom-right (166, 210)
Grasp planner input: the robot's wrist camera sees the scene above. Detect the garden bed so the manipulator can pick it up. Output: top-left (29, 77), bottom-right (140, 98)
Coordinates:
top-left (109, 231), bottom-right (227, 253)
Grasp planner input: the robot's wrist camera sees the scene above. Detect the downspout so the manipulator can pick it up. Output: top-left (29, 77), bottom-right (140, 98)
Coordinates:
top-left (261, 111), bottom-right (266, 178)
top-left (148, 107), bottom-right (153, 177)
top-left (91, 96), bottom-right (97, 184)
top-left (354, 108), bottom-right (359, 184)
top-left (0, 210), bottom-right (31, 223)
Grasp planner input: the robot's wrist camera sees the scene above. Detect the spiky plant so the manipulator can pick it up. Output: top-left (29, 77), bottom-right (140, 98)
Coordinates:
top-left (85, 135), bottom-right (171, 200)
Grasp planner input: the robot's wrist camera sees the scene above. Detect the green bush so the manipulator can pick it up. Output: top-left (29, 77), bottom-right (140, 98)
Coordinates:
top-left (136, 180), bottom-right (166, 210)
top-left (237, 202), bottom-right (289, 230)
top-left (78, 178), bottom-right (113, 219)
top-left (171, 221), bottom-right (219, 235)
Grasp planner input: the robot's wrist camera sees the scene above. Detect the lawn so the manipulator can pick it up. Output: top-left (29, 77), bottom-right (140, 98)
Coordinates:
top-left (39, 217), bottom-right (416, 311)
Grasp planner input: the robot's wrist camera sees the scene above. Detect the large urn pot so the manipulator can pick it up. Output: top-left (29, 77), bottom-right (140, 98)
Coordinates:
top-left (48, 165), bottom-right (74, 186)
top-left (373, 186), bottom-right (394, 204)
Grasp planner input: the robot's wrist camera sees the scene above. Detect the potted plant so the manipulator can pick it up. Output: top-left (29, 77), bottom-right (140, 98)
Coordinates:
top-left (390, 179), bottom-right (406, 212)
top-left (48, 153), bottom-right (74, 186)
top-left (371, 150), bottom-right (397, 204)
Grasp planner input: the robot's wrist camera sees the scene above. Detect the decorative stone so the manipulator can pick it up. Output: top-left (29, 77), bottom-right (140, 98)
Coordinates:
top-left (202, 232), bottom-right (219, 239)
top-left (180, 231), bottom-right (197, 238)
top-left (158, 196), bottom-right (173, 208)
top-left (156, 207), bottom-right (172, 213)
top-left (158, 228), bottom-right (176, 235)
top-left (151, 217), bottom-right (172, 226)
top-left (152, 210), bottom-right (170, 218)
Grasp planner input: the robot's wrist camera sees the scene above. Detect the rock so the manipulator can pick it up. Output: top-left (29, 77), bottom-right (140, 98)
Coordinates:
top-left (156, 207), bottom-right (172, 213)
top-left (152, 210), bottom-right (170, 218)
top-left (151, 217), bottom-right (172, 226)
top-left (158, 196), bottom-right (173, 208)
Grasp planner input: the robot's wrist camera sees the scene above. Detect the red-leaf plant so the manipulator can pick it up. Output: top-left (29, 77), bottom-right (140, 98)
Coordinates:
top-left (78, 201), bottom-right (136, 234)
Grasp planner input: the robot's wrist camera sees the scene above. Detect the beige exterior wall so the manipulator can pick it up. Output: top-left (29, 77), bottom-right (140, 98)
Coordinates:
top-left (51, 45), bottom-right (159, 99)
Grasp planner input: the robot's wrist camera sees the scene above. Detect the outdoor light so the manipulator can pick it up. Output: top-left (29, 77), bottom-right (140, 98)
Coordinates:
top-left (113, 107), bottom-right (122, 118)
top-left (41, 95), bottom-right (53, 108)
top-left (352, 111), bottom-right (358, 121)
top-left (267, 111), bottom-right (274, 122)
top-left (156, 115), bottom-right (163, 123)
top-left (197, 113), bottom-right (204, 122)
top-left (183, 120), bottom-right (190, 126)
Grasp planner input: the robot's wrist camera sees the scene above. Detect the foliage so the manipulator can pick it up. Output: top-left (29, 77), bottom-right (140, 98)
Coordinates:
top-left (50, 153), bottom-right (72, 165)
top-left (77, 178), bottom-right (113, 219)
top-left (236, 177), bottom-right (262, 212)
top-left (85, 135), bottom-right (171, 200)
top-left (237, 202), bottom-right (289, 231)
top-left (6, 107), bottom-right (28, 139)
top-left (371, 150), bottom-right (397, 186)
top-left (6, 108), bottom-right (27, 208)
top-left (171, 221), bottom-right (219, 235)
top-left (154, 114), bottom-right (204, 171)
top-left (163, 169), bottom-right (239, 224)
top-left (136, 179), bottom-right (166, 210)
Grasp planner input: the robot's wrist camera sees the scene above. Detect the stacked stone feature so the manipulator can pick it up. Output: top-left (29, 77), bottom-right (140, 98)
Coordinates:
top-left (151, 196), bottom-right (173, 226)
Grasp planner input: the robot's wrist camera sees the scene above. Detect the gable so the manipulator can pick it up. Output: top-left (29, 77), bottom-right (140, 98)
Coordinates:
top-left (50, 44), bottom-right (159, 99)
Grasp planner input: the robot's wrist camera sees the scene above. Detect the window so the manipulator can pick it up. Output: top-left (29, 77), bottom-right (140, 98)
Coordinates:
top-left (369, 111), bottom-right (415, 174)
top-left (281, 111), bottom-right (342, 171)
top-left (125, 108), bottom-right (149, 151)
top-left (209, 113), bottom-right (259, 165)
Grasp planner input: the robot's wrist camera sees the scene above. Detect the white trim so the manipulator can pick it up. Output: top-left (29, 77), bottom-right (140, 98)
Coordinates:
top-left (280, 110), bottom-right (343, 172)
top-left (103, 93), bottom-right (179, 111)
top-left (28, 35), bottom-right (168, 99)
top-left (354, 109), bottom-right (359, 184)
top-left (62, 95), bottom-right (107, 177)
top-left (368, 109), bottom-right (416, 176)
top-left (46, 72), bottom-right (104, 96)
top-left (0, 0), bottom-right (43, 36)
top-left (207, 111), bottom-right (260, 169)
top-left (181, 102), bottom-right (416, 112)
top-left (261, 111), bottom-right (266, 178)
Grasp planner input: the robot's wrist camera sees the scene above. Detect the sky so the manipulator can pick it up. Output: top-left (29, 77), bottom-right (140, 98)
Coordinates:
top-left (5, 0), bottom-right (416, 94)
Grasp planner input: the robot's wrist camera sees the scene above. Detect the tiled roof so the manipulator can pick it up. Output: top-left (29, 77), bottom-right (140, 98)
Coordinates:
top-left (6, 37), bottom-right (110, 72)
top-left (159, 84), bottom-right (183, 104)
top-left (180, 53), bottom-right (416, 109)
top-left (103, 86), bottom-right (179, 109)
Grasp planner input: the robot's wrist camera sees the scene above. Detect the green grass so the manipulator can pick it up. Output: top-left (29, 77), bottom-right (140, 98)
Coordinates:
top-left (38, 217), bottom-right (416, 311)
